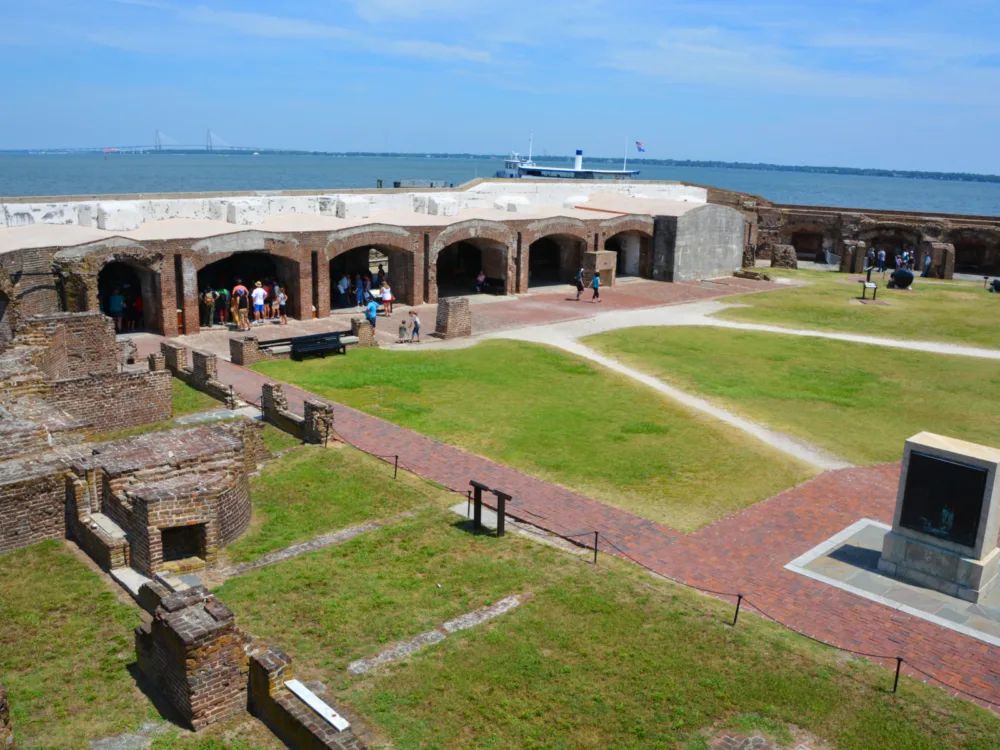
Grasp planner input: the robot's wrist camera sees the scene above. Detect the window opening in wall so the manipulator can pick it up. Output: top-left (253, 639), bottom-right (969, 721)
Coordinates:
top-left (161, 524), bottom-right (207, 564)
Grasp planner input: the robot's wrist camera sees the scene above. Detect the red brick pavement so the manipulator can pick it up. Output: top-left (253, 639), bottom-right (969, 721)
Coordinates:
top-left (132, 288), bottom-right (1000, 711)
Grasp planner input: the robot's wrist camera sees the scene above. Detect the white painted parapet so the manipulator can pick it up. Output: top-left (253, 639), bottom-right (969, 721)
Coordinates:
top-left (428, 196), bottom-right (459, 216)
top-left (493, 195), bottom-right (531, 213)
top-left (335, 196), bottom-right (370, 219)
top-left (97, 202), bottom-right (144, 231)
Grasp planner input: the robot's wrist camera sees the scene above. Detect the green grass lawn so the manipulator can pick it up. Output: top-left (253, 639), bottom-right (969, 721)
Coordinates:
top-left (716, 268), bottom-right (1000, 348)
top-left (0, 541), bottom-right (154, 748)
top-left (215, 507), bottom-right (1000, 750)
top-left (225, 444), bottom-right (448, 563)
top-left (252, 341), bottom-right (812, 531)
top-left (585, 327), bottom-right (1000, 465)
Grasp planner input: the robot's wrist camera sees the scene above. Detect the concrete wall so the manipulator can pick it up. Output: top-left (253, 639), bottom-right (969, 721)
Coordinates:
top-left (653, 205), bottom-right (745, 282)
top-left (0, 181), bottom-right (706, 231)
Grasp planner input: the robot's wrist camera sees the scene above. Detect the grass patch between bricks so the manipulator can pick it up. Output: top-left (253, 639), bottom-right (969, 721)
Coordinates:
top-left (253, 340), bottom-right (812, 531)
top-left (215, 508), bottom-right (1000, 750)
top-left (585, 326), bottom-right (1000, 465)
top-left (715, 268), bottom-right (1000, 348)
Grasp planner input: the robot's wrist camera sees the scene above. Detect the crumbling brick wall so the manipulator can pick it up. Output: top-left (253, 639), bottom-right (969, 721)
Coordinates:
top-left (135, 587), bottom-right (251, 730)
top-left (261, 384), bottom-right (334, 446)
top-left (350, 318), bottom-right (376, 347)
top-left (249, 646), bottom-right (362, 750)
top-left (0, 465), bottom-right (67, 555)
top-left (47, 369), bottom-right (172, 433)
top-left (161, 343), bottom-right (238, 408)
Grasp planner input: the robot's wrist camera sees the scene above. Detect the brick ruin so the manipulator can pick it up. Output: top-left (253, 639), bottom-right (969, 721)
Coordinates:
top-left (434, 296), bottom-right (472, 339)
top-left (0, 683), bottom-right (14, 749)
top-left (136, 584), bottom-right (362, 748)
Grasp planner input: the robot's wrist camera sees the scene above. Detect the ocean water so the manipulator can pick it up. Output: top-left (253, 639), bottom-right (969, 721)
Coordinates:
top-left (1, 153), bottom-right (999, 217)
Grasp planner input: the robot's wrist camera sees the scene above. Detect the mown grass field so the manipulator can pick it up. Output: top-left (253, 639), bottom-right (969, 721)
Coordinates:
top-left (253, 340), bottom-right (813, 531)
top-left (716, 268), bottom-right (1000, 347)
top-left (585, 326), bottom-right (1000, 464)
top-left (214, 487), bottom-right (1000, 750)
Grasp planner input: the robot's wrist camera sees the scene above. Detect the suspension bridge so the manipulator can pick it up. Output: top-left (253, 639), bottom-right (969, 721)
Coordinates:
top-left (45, 130), bottom-right (274, 154)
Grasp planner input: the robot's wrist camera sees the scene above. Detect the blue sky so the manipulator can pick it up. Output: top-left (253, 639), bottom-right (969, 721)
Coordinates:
top-left (1, 0), bottom-right (999, 172)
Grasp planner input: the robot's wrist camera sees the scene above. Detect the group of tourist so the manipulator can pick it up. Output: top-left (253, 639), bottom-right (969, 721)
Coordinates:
top-left (334, 264), bottom-right (394, 314)
top-left (200, 278), bottom-right (288, 331)
top-left (867, 247), bottom-right (934, 277)
top-left (105, 287), bottom-right (144, 333)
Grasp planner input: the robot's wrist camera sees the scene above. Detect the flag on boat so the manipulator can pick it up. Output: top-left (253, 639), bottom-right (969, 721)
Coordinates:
top-left (635, 141), bottom-right (646, 152)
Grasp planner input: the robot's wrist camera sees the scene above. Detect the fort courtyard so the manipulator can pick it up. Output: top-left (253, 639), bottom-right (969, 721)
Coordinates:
top-left (2, 181), bottom-right (1000, 749)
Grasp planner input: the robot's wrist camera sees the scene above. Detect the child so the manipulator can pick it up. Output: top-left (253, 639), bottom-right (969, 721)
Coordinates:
top-left (398, 317), bottom-right (408, 343)
top-left (277, 287), bottom-right (288, 326)
top-left (409, 310), bottom-right (421, 343)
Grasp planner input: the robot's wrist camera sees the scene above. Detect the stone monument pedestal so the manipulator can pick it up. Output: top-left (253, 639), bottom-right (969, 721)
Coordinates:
top-left (877, 433), bottom-right (1000, 603)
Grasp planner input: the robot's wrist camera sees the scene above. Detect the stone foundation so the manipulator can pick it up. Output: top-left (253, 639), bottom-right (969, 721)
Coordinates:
top-left (434, 297), bottom-right (472, 339)
top-left (770, 244), bottom-right (798, 269)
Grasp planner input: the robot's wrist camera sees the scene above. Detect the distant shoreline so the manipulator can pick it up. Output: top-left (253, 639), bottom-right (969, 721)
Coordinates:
top-left (1, 149), bottom-right (998, 185)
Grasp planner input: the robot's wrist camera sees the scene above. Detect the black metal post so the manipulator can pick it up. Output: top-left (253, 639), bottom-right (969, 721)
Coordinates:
top-left (466, 490), bottom-right (471, 519)
top-left (594, 531), bottom-right (599, 565)
top-left (473, 486), bottom-right (483, 529)
top-left (732, 594), bottom-right (743, 626)
top-left (893, 657), bottom-right (903, 693)
top-left (496, 492), bottom-right (509, 538)
top-left (394, 455), bottom-right (399, 480)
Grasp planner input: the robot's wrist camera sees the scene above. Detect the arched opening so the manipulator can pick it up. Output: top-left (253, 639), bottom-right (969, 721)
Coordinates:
top-left (605, 231), bottom-right (651, 278)
top-left (863, 233), bottom-right (922, 270)
top-left (528, 235), bottom-right (586, 288)
top-left (98, 260), bottom-right (161, 333)
top-left (789, 231), bottom-right (826, 263)
top-left (436, 239), bottom-right (507, 298)
top-left (196, 252), bottom-right (301, 325)
top-left (330, 245), bottom-right (415, 309)
top-left (0, 291), bottom-right (11, 349)
top-left (954, 242), bottom-right (1000, 275)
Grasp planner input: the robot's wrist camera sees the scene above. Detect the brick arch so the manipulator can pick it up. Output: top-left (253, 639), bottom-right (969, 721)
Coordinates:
top-left (325, 225), bottom-right (420, 306)
top-left (522, 217), bottom-right (591, 247)
top-left (428, 220), bottom-right (515, 302)
top-left (598, 215), bottom-right (654, 241)
top-left (54, 239), bottom-right (165, 331)
top-left (189, 231), bottom-right (303, 274)
top-left (600, 216), bottom-right (656, 280)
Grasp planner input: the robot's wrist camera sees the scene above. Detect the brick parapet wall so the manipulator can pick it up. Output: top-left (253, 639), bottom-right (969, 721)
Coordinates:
top-left (261, 384), bottom-right (306, 442)
top-left (0, 469), bottom-right (66, 555)
top-left (303, 401), bottom-right (335, 445)
top-left (249, 646), bottom-right (362, 750)
top-left (161, 342), bottom-right (238, 409)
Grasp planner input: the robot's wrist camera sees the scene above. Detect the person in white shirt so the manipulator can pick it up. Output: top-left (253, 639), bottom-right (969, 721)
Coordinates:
top-left (380, 282), bottom-right (393, 315)
top-left (251, 281), bottom-right (268, 325)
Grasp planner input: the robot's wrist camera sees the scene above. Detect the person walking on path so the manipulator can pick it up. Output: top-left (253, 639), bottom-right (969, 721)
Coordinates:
top-left (922, 253), bottom-right (933, 277)
top-left (381, 281), bottom-right (393, 315)
top-left (409, 310), bottom-right (421, 343)
top-left (877, 248), bottom-right (886, 273)
top-left (591, 272), bottom-right (601, 302)
top-left (574, 268), bottom-right (585, 301)
top-left (277, 287), bottom-right (288, 326)
top-left (251, 281), bottom-right (268, 326)
top-left (366, 298), bottom-right (379, 331)
top-left (866, 247), bottom-right (875, 269)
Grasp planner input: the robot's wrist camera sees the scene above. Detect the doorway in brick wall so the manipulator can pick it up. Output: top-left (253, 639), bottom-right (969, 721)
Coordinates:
top-left (329, 244), bottom-right (415, 310)
top-left (161, 524), bottom-right (207, 566)
top-left (528, 234), bottom-right (586, 288)
top-left (605, 231), bottom-right (652, 278)
top-left (436, 239), bottom-right (506, 298)
top-left (98, 260), bottom-right (162, 334)
top-left (197, 252), bottom-right (301, 324)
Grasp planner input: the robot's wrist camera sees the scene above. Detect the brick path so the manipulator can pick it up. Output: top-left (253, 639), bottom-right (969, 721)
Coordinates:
top-left (131, 284), bottom-right (1000, 711)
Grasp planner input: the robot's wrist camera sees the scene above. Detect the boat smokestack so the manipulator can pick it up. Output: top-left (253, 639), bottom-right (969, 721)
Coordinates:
top-left (574, 149), bottom-right (583, 171)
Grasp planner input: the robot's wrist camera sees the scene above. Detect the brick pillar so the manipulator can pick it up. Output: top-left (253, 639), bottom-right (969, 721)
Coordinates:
top-left (134, 587), bottom-right (251, 731)
top-left (516, 233), bottom-right (527, 293)
top-left (351, 317), bottom-right (377, 347)
top-left (434, 297), bottom-right (472, 339)
top-left (181, 257), bottom-right (200, 338)
top-left (148, 352), bottom-right (166, 371)
top-left (192, 350), bottom-right (217, 382)
top-left (303, 400), bottom-right (335, 444)
top-left (316, 253), bottom-right (331, 318)
top-left (229, 336), bottom-right (259, 367)
top-left (160, 342), bottom-right (187, 374)
top-left (261, 383), bottom-right (288, 415)
top-left (296, 255), bottom-right (313, 321)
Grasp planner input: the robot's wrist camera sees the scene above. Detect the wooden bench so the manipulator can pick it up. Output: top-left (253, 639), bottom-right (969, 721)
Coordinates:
top-left (858, 280), bottom-right (878, 300)
top-left (290, 332), bottom-right (347, 360)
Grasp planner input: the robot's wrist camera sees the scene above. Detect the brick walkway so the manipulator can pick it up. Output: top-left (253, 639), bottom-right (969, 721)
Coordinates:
top-left (131, 286), bottom-right (1000, 711)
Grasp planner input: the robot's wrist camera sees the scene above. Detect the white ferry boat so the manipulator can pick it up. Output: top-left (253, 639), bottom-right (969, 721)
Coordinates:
top-left (496, 145), bottom-right (639, 180)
